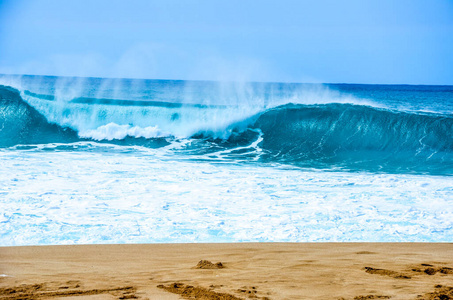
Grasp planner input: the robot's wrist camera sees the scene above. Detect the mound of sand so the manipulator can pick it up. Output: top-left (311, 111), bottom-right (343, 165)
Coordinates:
top-left (195, 260), bottom-right (224, 269)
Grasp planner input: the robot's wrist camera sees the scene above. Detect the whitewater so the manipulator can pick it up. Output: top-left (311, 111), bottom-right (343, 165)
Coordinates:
top-left (1, 74), bottom-right (452, 245)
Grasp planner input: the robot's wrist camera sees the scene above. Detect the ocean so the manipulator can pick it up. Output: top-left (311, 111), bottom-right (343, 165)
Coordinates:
top-left (1, 74), bottom-right (452, 245)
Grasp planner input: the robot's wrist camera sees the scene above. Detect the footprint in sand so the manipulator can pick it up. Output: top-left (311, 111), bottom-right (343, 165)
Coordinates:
top-left (364, 267), bottom-right (411, 279)
top-left (411, 263), bottom-right (453, 276)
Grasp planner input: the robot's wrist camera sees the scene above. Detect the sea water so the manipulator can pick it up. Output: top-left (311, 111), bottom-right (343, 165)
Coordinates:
top-left (1, 75), bottom-right (452, 245)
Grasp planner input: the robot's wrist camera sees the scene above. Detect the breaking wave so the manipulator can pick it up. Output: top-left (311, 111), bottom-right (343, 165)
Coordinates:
top-left (1, 84), bottom-right (452, 175)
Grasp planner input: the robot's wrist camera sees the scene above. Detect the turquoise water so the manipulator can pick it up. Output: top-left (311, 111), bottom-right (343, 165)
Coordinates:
top-left (2, 75), bottom-right (452, 175)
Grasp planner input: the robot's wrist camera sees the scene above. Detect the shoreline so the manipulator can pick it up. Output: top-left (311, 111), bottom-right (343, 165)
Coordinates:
top-left (1, 243), bottom-right (452, 299)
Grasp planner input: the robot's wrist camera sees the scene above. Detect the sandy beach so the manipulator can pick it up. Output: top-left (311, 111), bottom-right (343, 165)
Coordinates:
top-left (1, 243), bottom-right (452, 299)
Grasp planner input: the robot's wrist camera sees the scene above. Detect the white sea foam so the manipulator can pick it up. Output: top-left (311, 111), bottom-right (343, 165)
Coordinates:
top-left (21, 92), bottom-right (263, 139)
top-left (1, 143), bottom-right (452, 246)
top-left (79, 123), bottom-right (163, 140)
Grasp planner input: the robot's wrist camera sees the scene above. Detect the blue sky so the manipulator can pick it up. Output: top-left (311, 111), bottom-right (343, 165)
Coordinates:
top-left (0, 0), bottom-right (452, 84)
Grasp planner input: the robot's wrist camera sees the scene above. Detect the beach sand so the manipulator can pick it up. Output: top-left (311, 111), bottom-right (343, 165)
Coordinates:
top-left (1, 243), bottom-right (452, 299)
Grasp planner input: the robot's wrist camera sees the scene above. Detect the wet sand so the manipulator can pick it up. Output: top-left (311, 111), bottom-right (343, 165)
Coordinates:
top-left (1, 243), bottom-right (452, 299)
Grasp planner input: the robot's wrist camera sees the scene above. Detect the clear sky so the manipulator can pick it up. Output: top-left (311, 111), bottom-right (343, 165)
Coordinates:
top-left (0, 0), bottom-right (452, 84)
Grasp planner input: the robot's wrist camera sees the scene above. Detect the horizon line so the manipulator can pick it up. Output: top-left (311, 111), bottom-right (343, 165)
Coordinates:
top-left (1, 72), bottom-right (452, 87)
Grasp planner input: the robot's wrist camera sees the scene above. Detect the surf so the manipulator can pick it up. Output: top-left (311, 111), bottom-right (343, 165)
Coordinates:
top-left (1, 76), bottom-right (452, 175)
